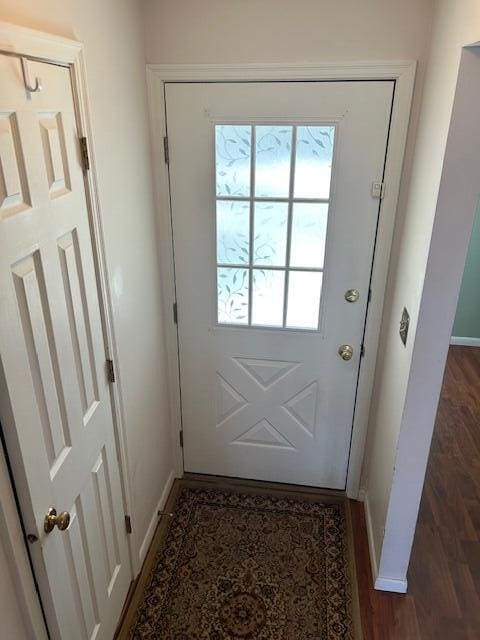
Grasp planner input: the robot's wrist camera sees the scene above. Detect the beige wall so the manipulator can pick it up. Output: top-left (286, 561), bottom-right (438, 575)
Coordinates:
top-left (363, 0), bottom-right (480, 587)
top-left (143, 0), bottom-right (432, 65)
top-left (0, 0), bottom-right (174, 632)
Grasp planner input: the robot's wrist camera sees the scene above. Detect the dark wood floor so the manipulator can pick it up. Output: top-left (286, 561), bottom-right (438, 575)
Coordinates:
top-left (353, 345), bottom-right (480, 639)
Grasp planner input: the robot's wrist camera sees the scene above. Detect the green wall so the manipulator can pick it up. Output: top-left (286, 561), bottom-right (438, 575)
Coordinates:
top-left (452, 200), bottom-right (480, 339)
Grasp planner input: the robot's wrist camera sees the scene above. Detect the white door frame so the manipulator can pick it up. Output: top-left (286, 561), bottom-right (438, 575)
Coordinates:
top-left (147, 61), bottom-right (416, 498)
top-left (0, 21), bottom-right (134, 638)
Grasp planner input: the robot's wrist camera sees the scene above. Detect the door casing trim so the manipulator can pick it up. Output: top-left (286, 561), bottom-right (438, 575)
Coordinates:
top-left (0, 20), bottom-right (135, 638)
top-left (146, 61), bottom-right (416, 498)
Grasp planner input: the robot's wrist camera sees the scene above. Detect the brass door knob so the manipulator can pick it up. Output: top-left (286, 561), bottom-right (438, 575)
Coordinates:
top-left (44, 507), bottom-right (71, 533)
top-left (338, 345), bottom-right (354, 361)
top-left (344, 289), bottom-right (360, 303)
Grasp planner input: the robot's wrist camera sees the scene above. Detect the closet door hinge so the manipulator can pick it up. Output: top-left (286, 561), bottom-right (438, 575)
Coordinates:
top-left (106, 359), bottom-right (115, 384)
top-left (80, 136), bottom-right (90, 171)
top-left (163, 135), bottom-right (169, 165)
top-left (173, 302), bottom-right (178, 324)
top-left (360, 344), bottom-right (365, 358)
top-left (125, 515), bottom-right (132, 534)
top-left (179, 430), bottom-right (184, 448)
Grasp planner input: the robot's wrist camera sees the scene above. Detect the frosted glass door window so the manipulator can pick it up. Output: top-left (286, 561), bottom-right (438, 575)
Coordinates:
top-left (216, 125), bottom-right (252, 196)
top-left (215, 124), bottom-right (335, 329)
top-left (255, 126), bottom-right (292, 198)
top-left (217, 267), bottom-right (249, 325)
top-left (290, 203), bottom-right (329, 269)
top-left (252, 270), bottom-right (285, 327)
top-left (216, 200), bottom-right (250, 264)
top-left (253, 202), bottom-right (288, 266)
top-left (294, 126), bottom-right (335, 199)
top-left (286, 272), bottom-right (323, 329)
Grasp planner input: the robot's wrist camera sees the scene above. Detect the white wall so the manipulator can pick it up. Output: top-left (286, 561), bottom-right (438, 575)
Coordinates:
top-left (0, 541), bottom-right (28, 638)
top-left (362, 0), bottom-right (480, 591)
top-left (143, 0), bottom-right (433, 65)
top-left (0, 0), bottom-right (175, 633)
top-left (452, 200), bottom-right (480, 341)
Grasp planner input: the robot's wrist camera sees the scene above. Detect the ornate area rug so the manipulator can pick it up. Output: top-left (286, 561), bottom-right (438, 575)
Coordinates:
top-left (127, 484), bottom-right (360, 639)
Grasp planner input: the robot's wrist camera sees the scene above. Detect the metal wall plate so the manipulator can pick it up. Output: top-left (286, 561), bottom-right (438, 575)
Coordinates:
top-left (399, 307), bottom-right (410, 346)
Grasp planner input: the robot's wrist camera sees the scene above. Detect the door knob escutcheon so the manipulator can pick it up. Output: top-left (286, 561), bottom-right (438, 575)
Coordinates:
top-left (44, 507), bottom-right (71, 533)
top-left (338, 345), bottom-right (354, 361)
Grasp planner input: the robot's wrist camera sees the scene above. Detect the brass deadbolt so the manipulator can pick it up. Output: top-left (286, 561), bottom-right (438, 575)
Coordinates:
top-left (344, 289), bottom-right (360, 303)
top-left (338, 345), bottom-right (354, 361)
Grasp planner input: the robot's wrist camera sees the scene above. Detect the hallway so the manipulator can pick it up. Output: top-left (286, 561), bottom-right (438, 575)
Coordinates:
top-left (355, 346), bottom-right (480, 639)
top-left (1, 2), bottom-right (480, 637)
top-left (117, 346), bottom-right (480, 638)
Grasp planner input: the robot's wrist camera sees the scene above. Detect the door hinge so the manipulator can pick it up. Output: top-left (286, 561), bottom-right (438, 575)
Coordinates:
top-left (125, 515), bottom-right (132, 534)
top-left (173, 302), bottom-right (178, 324)
top-left (367, 288), bottom-right (372, 303)
top-left (179, 430), bottom-right (184, 448)
top-left (106, 359), bottom-right (115, 383)
top-left (163, 135), bottom-right (169, 165)
top-left (360, 344), bottom-right (365, 358)
top-left (79, 136), bottom-right (90, 171)
top-left (371, 181), bottom-right (385, 199)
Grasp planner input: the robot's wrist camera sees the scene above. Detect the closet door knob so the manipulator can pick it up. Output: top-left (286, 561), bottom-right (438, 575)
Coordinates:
top-left (44, 507), bottom-right (71, 533)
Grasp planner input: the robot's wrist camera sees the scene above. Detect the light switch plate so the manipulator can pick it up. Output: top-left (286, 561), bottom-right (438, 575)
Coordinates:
top-left (399, 307), bottom-right (410, 346)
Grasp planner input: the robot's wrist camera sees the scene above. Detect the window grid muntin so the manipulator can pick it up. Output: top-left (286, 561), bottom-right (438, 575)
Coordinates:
top-left (215, 123), bottom-right (334, 330)
top-left (247, 125), bottom-right (255, 325)
top-left (282, 125), bottom-right (297, 327)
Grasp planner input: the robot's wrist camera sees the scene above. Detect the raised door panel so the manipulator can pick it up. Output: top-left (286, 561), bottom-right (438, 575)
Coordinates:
top-left (62, 500), bottom-right (101, 640)
top-left (91, 447), bottom-right (122, 598)
top-left (11, 251), bottom-right (73, 476)
top-left (0, 112), bottom-right (31, 218)
top-left (58, 230), bottom-right (100, 425)
top-left (39, 112), bottom-right (71, 199)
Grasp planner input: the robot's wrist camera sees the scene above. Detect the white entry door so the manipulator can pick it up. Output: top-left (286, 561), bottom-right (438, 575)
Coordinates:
top-left (0, 55), bottom-right (131, 638)
top-left (166, 81), bottom-right (393, 489)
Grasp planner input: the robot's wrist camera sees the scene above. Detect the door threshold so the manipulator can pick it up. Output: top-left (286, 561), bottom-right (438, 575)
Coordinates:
top-left (182, 472), bottom-right (348, 500)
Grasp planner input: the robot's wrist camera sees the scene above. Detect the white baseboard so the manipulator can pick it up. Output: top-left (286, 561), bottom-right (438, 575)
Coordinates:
top-left (374, 576), bottom-right (408, 593)
top-left (138, 469), bottom-right (175, 568)
top-left (362, 492), bottom-right (379, 584)
top-left (361, 492), bottom-right (409, 594)
top-left (450, 336), bottom-right (480, 347)
top-left (357, 487), bottom-right (367, 502)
